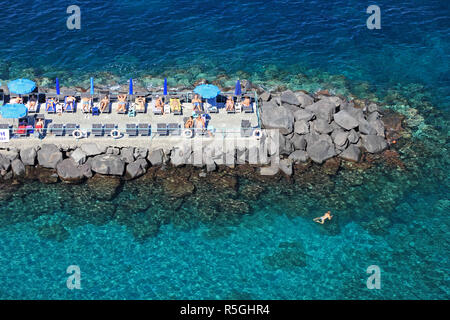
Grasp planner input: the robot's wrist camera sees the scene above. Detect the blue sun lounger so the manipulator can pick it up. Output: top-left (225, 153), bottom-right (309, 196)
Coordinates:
top-left (64, 96), bottom-right (76, 113)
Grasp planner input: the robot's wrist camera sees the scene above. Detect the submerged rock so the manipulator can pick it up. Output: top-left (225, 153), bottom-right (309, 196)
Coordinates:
top-left (87, 174), bottom-right (122, 200)
top-left (263, 241), bottom-right (308, 269)
top-left (162, 176), bottom-right (195, 198)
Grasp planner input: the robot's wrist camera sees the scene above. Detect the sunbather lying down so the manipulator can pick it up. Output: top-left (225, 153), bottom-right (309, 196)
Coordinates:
top-left (81, 97), bottom-right (91, 112)
top-left (100, 95), bottom-right (110, 112)
top-left (27, 96), bottom-right (37, 109)
top-left (192, 94), bottom-right (202, 112)
top-left (155, 96), bottom-right (164, 114)
top-left (242, 96), bottom-right (251, 107)
top-left (135, 96), bottom-right (145, 111)
top-left (184, 116), bottom-right (194, 128)
top-left (226, 96), bottom-right (234, 111)
top-left (117, 94), bottom-right (127, 112)
top-left (170, 98), bottom-right (181, 112)
top-left (313, 211), bottom-right (333, 224)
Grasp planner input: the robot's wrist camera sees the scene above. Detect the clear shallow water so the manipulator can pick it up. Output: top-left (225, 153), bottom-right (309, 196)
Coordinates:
top-left (0, 0), bottom-right (449, 299)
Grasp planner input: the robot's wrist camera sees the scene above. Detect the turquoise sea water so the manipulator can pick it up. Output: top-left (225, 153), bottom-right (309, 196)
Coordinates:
top-left (0, 0), bottom-right (449, 299)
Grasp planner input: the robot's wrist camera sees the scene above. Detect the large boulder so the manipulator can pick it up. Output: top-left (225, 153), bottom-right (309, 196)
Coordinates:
top-left (120, 147), bottom-right (135, 163)
top-left (333, 131), bottom-right (349, 147)
top-left (295, 91), bottom-right (314, 107)
top-left (305, 100), bottom-right (336, 123)
top-left (171, 146), bottom-right (192, 167)
top-left (259, 165), bottom-right (280, 176)
top-left (0, 149), bottom-right (19, 161)
top-left (361, 135), bottom-right (388, 154)
top-left (147, 149), bottom-right (164, 166)
top-left (260, 102), bottom-right (294, 135)
top-left (306, 140), bottom-right (336, 164)
top-left (37, 144), bottom-right (63, 169)
top-left (358, 119), bottom-right (377, 135)
top-left (294, 109), bottom-right (314, 122)
top-left (280, 90), bottom-right (300, 106)
top-left (289, 150), bottom-right (309, 163)
top-left (334, 110), bottom-right (359, 130)
top-left (291, 134), bottom-right (307, 150)
top-left (340, 145), bottom-right (361, 162)
top-left (20, 148), bottom-right (37, 166)
top-left (70, 148), bottom-right (87, 165)
top-left (279, 159), bottom-right (293, 176)
top-left (125, 159), bottom-right (148, 180)
top-left (80, 143), bottom-right (106, 156)
top-left (0, 154), bottom-right (11, 170)
top-left (312, 119), bottom-right (333, 134)
top-left (56, 158), bottom-right (90, 183)
top-left (11, 159), bottom-right (25, 177)
top-left (294, 120), bottom-right (309, 135)
top-left (91, 154), bottom-right (125, 176)
top-left (134, 148), bottom-right (148, 159)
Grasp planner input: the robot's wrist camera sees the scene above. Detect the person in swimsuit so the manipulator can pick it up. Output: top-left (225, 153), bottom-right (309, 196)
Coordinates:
top-left (100, 95), bottom-right (110, 113)
top-left (242, 96), bottom-right (251, 107)
top-left (117, 94), bottom-right (127, 113)
top-left (65, 95), bottom-right (76, 111)
top-left (192, 94), bottom-right (202, 112)
top-left (135, 96), bottom-right (146, 112)
top-left (184, 116), bottom-right (194, 128)
top-left (81, 96), bottom-right (91, 112)
top-left (35, 118), bottom-right (44, 139)
top-left (155, 96), bottom-right (164, 114)
top-left (313, 211), bottom-right (333, 224)
top-left (225, 96), bottom-right (235, 111)
top-left (27, 95), bottom-right (37, 111)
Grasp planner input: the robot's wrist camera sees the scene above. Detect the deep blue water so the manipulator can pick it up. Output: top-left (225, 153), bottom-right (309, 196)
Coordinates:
top-left (0, 0), bottom-right (449, 299)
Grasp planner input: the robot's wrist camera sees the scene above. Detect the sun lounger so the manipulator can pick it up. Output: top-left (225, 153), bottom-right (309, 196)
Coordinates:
top-left (0, 89), bottom-right (4, 106)
top-left (104, 123), bottom-right (115, 136)
top-left (80, 93), bottom-right (92, 113)
top-left (169, 98), bottom-right (182, 115)
top-left (51, 123), bottom-right (65, 136)
top-left (138, 123), bottom-right (150, 136)
top-left (26, 94), bottom-right (39, 113)
top-left (150, 98), bottom-right (163, 115)
top-left (134, 93), bottom-right (147, 113)
top-left (168, 123), bottom-right (181, 136)
top-left (45, 94), bottom-right (58, 113)
top-left (65, 123), bottom-right (77, 136)
top-left (242, 102), bottom-right (254, 113)
top-left (157, 123), bottom-right (168, 136)
top-left (92, 123), bottom-right (103, 136)
top-left (240, 120), bottom-right (253, 137)
top-left (126, 123), bottom-right (138, 137)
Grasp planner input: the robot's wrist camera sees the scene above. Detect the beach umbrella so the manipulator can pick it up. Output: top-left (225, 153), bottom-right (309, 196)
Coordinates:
top-left (90, 77), bottom-right (94, 95)
top-left (193, 84), bottom-right (220, 99)
top-left (129, 78), bottom-right (133, 95)
top-left (235, 80), bottom-right (242, 96)
top-left (163, 78), bottom-right (168, 96)
top-left (8, 79), bottom-right (36, 95)
top-left (56, 78), bottom-right (60, 95)
top-left (0, 103), bottom-right (28, 119)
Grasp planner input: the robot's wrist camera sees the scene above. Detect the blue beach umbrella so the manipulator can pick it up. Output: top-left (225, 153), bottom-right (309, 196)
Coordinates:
top-left (90, 77), bottom-right (94, 95)
top-left (193, 84), bottom-right (220, 99)
top-left (129, 78), bottom-right (133, 95)
top-left (8, 79), bottom-right (36, 95)
top-left (56, 78), bottom-right (60, 95)
top-left (0, 103), bottom-right (28, 119)
top-left (235, 80), bottom-right (242, 96)
top-left (163, 78), bottom-right (168, 96)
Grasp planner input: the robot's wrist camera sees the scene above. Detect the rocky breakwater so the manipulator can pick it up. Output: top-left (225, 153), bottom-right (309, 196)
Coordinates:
top-left (259, 89), bottom-right (389, 175)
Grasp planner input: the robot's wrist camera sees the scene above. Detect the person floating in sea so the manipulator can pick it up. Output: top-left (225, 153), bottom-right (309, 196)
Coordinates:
top-left (313, 211), bottom-right (333, 224)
